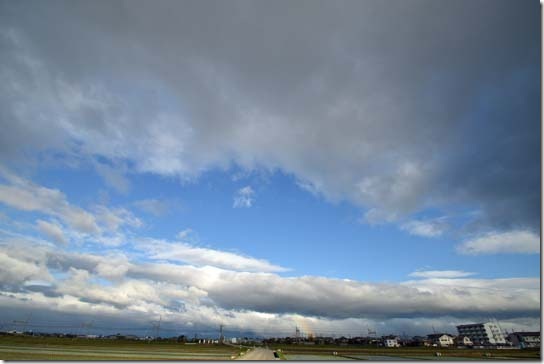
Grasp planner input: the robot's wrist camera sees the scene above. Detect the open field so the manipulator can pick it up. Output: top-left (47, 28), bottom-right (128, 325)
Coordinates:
top-left (0, 336), bottom-right (540, 361)
top-left (270, 344), bottom-right (540, 361)
top-left (0, 335), bottom-right (239, 360)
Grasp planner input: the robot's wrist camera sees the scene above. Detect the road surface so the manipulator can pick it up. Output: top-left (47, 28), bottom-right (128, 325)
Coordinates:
top-left (236, 348), bottom-right (276, 360)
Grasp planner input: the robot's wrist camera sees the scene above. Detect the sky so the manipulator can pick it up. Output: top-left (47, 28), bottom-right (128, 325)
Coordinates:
top-left (0, 0), bottom-right (540, 338)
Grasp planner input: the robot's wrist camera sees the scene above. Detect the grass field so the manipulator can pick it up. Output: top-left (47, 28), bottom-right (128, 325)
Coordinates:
top-left (0, 335), bottom-right (239, 360)
top-left (0, 336), bottom-right (540, 360)
top-left (270, 344), bottom-right (541, 361)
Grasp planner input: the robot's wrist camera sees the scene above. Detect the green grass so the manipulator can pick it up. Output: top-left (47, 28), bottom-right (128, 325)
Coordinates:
top-left (0, 335), bottom-right (238, 360)
top-left (269, 344), bottom-right (540, 361)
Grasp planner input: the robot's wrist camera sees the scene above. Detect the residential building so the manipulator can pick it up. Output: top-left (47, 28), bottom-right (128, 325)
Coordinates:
top-left (382, 335), bottom-right (400, 348)
top-left (507, 332), bottom-right (540, 349)
top-left (457, 322), bottom-right (506, 346)
top-left (454, 336), bottom-right (473, 348)
top-left (427, 333), bottom-right (455, 347)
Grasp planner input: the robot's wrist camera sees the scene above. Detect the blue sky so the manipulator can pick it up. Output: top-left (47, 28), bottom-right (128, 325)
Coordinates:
top-left (28, 164), bottom-right (539, 282)
top-left (0, 0), bottom-right (540, 337)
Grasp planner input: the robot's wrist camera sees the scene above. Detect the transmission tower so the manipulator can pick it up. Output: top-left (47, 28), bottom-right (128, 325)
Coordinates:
top-left (151, 315), bottom-right (162, 339)
top-left (13, 314), bottom-right (32, 333)
top-left (80, 320), bottom-right (94, 336)
top-left (219, 324), bottom-right (225, 343)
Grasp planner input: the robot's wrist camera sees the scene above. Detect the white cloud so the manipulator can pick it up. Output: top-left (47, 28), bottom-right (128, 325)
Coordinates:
top-left (401, 217), bottom-right (449, 238)
top-left (176, 228), bottom-right (195, 241)
top-left (36, 219), bottom-right (67, 245)
top-left (457, 230), bottom-right (540, 255)
top-left (0, 249), bottom-right (53, 286)
top-left (0, 171), bottom-right (100, 234)
top-left (409, 270), bottom-right (475, 279)
top-left (94, 205), bottom-right (142, 231)
top-left (0, 236), bottom-right (539, 336)
top-left (0, 170), bottom-right (143, 247)
top-left (0, 2), bottom-right (539, 235)
top-left (233, 186), bottom-right (255, 208)
top-left (136, 238), bottom-right (287, 273)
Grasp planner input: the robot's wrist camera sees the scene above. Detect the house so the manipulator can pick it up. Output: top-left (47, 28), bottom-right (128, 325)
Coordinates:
top-left (507, 332), bottom-right (540, 349)
top-left (382, 335), bottom-right (401, 348)
top-left (454, 336), bottom-right (473, 348)
top-left (457, 322), bottom-right (506, 346)
top-left (427, 333), bottom-right (455, 347)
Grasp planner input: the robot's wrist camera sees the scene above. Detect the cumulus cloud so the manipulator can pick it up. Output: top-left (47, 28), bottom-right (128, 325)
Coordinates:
top-left (400, 217), bottom-right (449, 238)
top-left (0, 0), bottom-right (538, 233)
top-left (233, 186), bottom-right (255, 208)
top-left (457, 230), bottom-right (540, 255)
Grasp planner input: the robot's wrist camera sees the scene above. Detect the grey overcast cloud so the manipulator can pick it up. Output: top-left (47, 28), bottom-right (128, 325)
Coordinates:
top-left (0, 0), bottom-right (540, 340)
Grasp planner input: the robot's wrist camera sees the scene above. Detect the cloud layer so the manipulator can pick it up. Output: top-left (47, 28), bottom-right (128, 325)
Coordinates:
top-left (0, 0), bottom-right (540, 337)
top-left (0, 172), bottom-right (539, 335)
top-left (0, 0), bottom-right (539, 235)
top-left (0, 237), bottom-right (539, 336)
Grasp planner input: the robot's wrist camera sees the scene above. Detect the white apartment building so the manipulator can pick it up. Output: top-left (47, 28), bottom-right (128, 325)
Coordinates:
top-left (456, 322), bottom-right (506, 346)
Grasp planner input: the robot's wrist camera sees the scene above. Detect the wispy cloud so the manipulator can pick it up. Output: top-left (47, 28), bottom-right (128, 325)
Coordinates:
top-left (400, 217), bottom-right (449, 238)
top-left (233, 186), bottom-right (255, 208)
top-left (0, 169), bottom-right (142, 247)
top-left (0, 169), bottom-right (100, 234)
top-left (94, 161), bottom-right (130, 194)
top-left (136, 238), bottom-right (288, 273)
top-left (409, 270), bottom-right (475, 279)
top-left (133, 199), bottom-right (169, 216)
top-left (457, 230), bottom-right (540, 255)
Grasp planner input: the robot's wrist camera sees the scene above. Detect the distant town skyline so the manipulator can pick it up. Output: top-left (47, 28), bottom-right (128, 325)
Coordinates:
top-left (0, 0), bottom-right (540, 337)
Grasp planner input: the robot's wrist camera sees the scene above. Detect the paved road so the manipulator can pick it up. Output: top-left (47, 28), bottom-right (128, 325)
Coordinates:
top-left (237, 348), bottom-right (276, 360)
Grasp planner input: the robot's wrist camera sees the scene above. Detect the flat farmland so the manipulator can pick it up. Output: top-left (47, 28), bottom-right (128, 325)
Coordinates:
top-left (0, 336), bottom-right (239, 360)
top-left (270, 344), bottom-right (540, 361)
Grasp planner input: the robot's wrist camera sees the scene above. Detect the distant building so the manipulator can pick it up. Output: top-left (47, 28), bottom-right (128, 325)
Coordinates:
top-left (507, 332), bottom-right (540, 349)
top-left (427, 334), bottom-right (455, 347)
top-left (382, 336), bottom-right (400, 348)
top-left (408, 336), bottom-right (431, 347)
top-left (457, 322), bottom-right (506, 346)
top-left (454, 336), bottom-right (473, 348)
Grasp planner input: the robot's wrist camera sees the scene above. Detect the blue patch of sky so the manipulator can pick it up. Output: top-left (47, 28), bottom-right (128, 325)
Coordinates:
top-left (10, 157), bottom-right (541, 283)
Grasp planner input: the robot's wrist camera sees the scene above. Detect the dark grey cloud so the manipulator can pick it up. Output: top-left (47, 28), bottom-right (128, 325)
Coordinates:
top-left (0, 0), bottom-right (539, 233)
